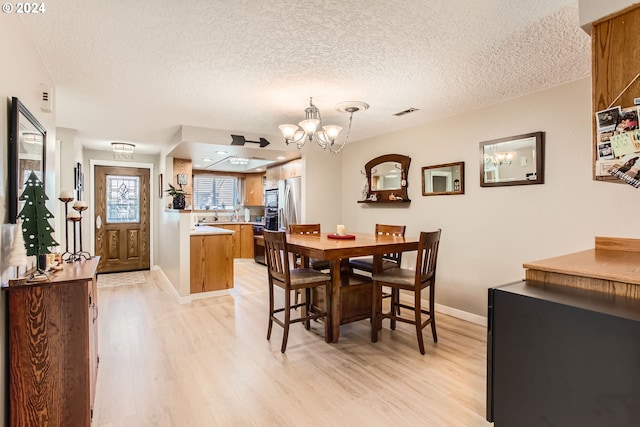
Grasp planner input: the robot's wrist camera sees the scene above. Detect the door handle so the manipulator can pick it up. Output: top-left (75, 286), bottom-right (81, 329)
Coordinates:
top-left (96, 215), bottom-right (102, 230)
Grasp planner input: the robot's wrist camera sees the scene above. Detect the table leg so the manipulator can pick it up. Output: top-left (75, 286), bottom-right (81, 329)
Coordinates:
top-left (329, 259), bottom-right (342, 342)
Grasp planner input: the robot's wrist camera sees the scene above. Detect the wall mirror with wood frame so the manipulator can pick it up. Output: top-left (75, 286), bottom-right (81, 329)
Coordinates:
top-left (479, 131), bottom-right (544, 187)
top-left (9, 97), bottom-right (47, 223)
top-left (359, 153), bottom-right (411, 203)
top-left (422, 161), bottom-right (465, 196)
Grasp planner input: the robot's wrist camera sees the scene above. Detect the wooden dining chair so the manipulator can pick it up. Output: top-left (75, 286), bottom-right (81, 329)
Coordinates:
top-left (349, 224), bottom-right (407, 273)
top-left (264, 230), bottom-right (330, 353)
top-left (350, 224), bottom-right (406, 313)
top-left (371, 229), bottom-right (441, 355)
top-left (289, 224), bottom-right (330, 271)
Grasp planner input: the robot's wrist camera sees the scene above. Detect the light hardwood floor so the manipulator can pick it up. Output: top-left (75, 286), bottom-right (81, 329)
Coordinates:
top-left (93, 260), bottom-right (491, 427)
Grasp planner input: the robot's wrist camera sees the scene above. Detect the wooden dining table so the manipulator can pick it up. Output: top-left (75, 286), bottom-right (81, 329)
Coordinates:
top-left (285, 232), bottom-right (420, 342)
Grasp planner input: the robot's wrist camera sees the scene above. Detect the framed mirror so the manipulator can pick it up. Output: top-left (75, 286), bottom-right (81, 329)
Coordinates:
top-left (8, 97), bottom-right (47, 223)
top-left (359, 153), bottom-right (411, 203)
top-left (479, 131), bottom-right (544, 187)
top-left (422, 161), bottom-right (464, 196)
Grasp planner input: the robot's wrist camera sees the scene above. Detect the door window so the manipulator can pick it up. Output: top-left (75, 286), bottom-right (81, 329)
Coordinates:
top-left (106, 175), bottom-right (140, 223)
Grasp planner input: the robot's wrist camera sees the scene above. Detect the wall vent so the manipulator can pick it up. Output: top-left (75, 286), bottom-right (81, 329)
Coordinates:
top-left (393, 107), bottom-right (419, 116)
top-left (40, 84), bottom-right (53, 113)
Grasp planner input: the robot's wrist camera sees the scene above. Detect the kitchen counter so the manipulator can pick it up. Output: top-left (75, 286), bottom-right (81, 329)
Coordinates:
top-left (190, 225), bottom-right (235, 236)
top-left (197, 221), bottom-right (264, 226)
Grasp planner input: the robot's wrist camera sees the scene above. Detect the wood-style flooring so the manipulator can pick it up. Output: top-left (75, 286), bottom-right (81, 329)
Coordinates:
top-left (93, 260), bottom-right (491, 427)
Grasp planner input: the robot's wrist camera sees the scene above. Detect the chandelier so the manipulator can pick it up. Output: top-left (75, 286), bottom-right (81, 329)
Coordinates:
top-left (278, 97), bottom-right (369, 154)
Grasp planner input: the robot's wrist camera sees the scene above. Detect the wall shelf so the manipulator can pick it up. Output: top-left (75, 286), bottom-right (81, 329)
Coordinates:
top-left (357, 199), bottom-right (411, 204)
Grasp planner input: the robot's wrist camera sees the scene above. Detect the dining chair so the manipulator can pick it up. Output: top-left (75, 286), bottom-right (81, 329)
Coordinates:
top-left (264, 230), bottom-right (330, 353)
top-left (289, 224), bottom-right (330, 271)
top-left (349, 224), bottom-right (407, 273)
top-left (371, 229), bottom-right (441, 355)
top-left (350, 224), bottom-right (406, 314)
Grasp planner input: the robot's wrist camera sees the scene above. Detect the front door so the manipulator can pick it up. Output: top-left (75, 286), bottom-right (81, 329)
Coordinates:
top-left (94, 165), bottom-right (150, 273)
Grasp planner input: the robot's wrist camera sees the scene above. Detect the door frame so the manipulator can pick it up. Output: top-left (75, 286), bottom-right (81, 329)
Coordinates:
top-left (89, 159), bottom-right (155, 268)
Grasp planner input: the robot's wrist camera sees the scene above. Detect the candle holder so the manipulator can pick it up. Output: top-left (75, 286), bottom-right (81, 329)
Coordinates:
top-left (67, 203), bottom-right (91, 261)
top-left (58, 194), bottom-right (74, 261)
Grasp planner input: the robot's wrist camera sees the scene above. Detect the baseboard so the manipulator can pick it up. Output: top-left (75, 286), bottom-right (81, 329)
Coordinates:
top-left (435, 302), bottom-right (487, 326)
top-left (154, 267), bottom-right (191, 304)
top-left (190, 289), bottom-right (230, 301)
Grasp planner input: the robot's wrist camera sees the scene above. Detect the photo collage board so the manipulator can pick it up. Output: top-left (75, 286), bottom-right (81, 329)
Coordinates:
top-left (595, 105), bottom-right (640, 188)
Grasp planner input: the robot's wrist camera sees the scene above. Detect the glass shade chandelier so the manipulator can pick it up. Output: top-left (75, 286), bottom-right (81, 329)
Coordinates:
top-left (278, 97), bottom-right (369, 154)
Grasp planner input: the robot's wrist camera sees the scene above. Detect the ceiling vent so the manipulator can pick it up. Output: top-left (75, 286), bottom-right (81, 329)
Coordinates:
top-left (393, 107), bottom-right (419, 117)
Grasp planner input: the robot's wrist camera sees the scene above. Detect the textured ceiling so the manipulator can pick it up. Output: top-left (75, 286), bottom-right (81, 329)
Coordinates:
top-left (21, 0), bottom-right (591, 158)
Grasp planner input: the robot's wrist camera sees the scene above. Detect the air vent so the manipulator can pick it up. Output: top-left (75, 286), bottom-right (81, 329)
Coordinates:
top-left (393, 107), bottom-right (419, 116)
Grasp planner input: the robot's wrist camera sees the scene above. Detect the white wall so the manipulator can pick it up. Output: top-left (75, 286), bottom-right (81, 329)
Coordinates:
top-left (579, 0), bottom-right (639, 32)
top-left (340, 77), bottom-right (640, 318)
top-left (300, 146), bottom-right (343, 231)
top-left (0, 16), bottom-right (56, 427)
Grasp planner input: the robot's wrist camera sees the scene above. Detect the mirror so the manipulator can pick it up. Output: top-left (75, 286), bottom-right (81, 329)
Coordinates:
top-left (9, 97), bottom-right (47, 223)
top-left (360, 154), bottom-right (411, 203)
top-left (371, 161), bottom-right (402, 190)
top-left (422, 162), bottom-right (465, 196)
top-left (479, 131), bottom-right (544, 187)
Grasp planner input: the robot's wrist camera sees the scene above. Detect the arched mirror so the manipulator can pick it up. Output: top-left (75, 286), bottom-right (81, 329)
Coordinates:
top-left (359, 154), bottom-right (411, 203)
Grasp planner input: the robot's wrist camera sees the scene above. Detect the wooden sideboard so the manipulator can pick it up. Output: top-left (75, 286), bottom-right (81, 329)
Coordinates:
top-left (523, 237), bottom-right (640, 298)
top-left (4, 257), bottom-right (100, 426)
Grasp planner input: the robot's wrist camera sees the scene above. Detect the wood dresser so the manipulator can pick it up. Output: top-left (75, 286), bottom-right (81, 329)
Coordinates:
top-left (4, 257), bottom-right (100, 426)
top-left (523, 236), bottom-right (640, 299)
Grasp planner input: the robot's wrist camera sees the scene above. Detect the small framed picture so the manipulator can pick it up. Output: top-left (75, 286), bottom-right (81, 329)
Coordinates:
top-left (177, 173), bottom-right (188, 186)
top-left (159, 173), bottom-right (163, 198)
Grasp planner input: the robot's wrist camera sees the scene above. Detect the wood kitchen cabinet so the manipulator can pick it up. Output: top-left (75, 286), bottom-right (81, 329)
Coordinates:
top-left (190, 234), bottom-right (234, 292)
top-left (5, 257), bottom-right (100, 427)
top-left (215, 224), bottom-right (254, 258)
top-left (245, 173), bottom-right (264, 206)
top-left (265, 159), bottom-right (302, 189)
top-left (265, 165), bottom-right (281, 189)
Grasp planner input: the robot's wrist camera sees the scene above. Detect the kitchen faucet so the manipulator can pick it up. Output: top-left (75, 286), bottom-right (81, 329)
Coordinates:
top-left (214, 208), bottom-right (219, 222)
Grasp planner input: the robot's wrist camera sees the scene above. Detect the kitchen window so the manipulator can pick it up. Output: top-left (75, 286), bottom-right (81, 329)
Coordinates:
top-left (193, 174), bottom-right (239, 211)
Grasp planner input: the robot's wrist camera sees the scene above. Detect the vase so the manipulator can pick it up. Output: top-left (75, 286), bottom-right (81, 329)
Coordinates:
top-left (172, 195), bottom-right (186, 210)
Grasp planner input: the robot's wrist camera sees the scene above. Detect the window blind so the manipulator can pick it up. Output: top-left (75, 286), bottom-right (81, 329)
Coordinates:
top-left (193, 175), bottom-right (238, 210)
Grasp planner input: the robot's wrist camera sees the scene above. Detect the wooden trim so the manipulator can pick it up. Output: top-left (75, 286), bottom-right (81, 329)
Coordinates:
top-left (595, 236), bottom-right (640, 252)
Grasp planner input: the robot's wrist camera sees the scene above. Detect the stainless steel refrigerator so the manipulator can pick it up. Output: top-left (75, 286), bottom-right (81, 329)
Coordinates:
top-left (278, 177), bottom-right (301, 231)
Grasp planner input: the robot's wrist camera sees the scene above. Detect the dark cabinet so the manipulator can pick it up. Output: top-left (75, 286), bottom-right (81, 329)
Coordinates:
top-left (5, 257), bottom-right (100, 426)
top-left (487, 280), bottom-right (640, 427)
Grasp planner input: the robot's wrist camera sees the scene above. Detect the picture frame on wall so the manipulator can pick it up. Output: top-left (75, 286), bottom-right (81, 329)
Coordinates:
top-left (159, 173), bottom-right (163, 198)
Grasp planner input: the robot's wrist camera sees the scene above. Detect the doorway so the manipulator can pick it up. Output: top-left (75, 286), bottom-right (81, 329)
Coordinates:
top-left (94, 165), bottom-right (150, 273)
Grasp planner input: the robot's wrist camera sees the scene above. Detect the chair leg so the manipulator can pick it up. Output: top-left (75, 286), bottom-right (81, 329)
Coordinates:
top-left (371, 280), bottom-right (380, 343)
top-left (390, 288), bottom-right (397, 331)
top-left (304, 288), bottom-right (311, 330)
top-left (267, 282), bottom-right (274, 340)
top-left (415, 290), bottom-right (425, 355)
top-left (281, 287), bottom-right (291, 353)
top-left (430, 285), bottom-right (437, 343)
top-left (323, 284), bottom-right (330, 343)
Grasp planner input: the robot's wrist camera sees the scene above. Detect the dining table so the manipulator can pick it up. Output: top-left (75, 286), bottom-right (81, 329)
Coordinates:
top-left (285, 231), bottom-right (420, 342)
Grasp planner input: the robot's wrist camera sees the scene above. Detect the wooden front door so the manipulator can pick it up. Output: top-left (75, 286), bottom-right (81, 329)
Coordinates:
top-left (94, 166), bottom-right (150, 273)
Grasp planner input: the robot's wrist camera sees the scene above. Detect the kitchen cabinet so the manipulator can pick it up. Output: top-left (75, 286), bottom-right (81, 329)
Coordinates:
top-left (245, 173), bottom-right (264, 206)
top-left (5, 257), bottom-right (100, 427)
top-left (265, 159), bottom-right (302, 189)
top-left (265, 166), bottom-right (280, 189)
top-left (190, 234), bottom-right (234, 292)
top-left (215, 224), bottom-right (254, 258)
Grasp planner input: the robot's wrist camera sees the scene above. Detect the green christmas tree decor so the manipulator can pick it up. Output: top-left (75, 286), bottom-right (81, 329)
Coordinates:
top-left (18, 171), bottom-right (59, 271)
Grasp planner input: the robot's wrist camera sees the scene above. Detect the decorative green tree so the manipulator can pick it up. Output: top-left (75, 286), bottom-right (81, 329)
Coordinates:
top-left (18, 171), bottom-right (58, 271)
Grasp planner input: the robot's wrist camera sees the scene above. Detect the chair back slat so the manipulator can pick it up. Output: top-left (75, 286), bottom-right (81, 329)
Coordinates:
top-left (289, 224), bottom-right (321, 235)
top-left (416, 229), bottom-right (441, 285)
top-left (264, 230), bottom-right (291, 286)
top-left (376, 224), bottom-right (406, 265)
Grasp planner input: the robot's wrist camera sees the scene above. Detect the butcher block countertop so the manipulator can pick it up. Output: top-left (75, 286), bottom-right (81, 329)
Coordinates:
top-left (523, 237), bottom-right (640, 299)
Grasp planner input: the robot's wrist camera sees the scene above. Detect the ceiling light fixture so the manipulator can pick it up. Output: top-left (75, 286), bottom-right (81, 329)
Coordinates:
top-left (229, 157), bottom-right (249, 165)
top-left (111, 142), bottom-right (135, 153)
top-left (278, 97), bottom-right (369, 154)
